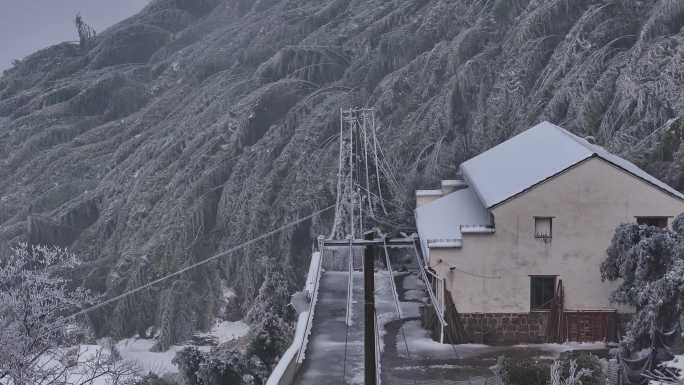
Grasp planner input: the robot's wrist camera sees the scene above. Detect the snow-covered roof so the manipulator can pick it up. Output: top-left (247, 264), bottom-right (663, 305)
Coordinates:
top-left (460, 121), bottom-right (684, 208)
top-left (415, 186), bottom-right (492, 251)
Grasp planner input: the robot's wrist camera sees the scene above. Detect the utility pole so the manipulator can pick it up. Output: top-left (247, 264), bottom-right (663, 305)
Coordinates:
top-left (364, 230), bottom-right (376, 385)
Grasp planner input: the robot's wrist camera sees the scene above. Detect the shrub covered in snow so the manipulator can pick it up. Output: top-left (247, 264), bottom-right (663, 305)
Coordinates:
top-left (601, 213), bottom-right (684, 351)
top-left (172, 345), bottom-right (268, 385)
top-left (556, 353), bottom-right (604, 385)
top-left (497, 354), bottom-right (602, 385)
top-left (0, 243), bottom-right (138, 385)
top-left (173, 347), bottom-right (204, 385)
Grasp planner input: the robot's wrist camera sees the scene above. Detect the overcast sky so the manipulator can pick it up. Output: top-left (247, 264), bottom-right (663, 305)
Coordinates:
top-left (0, 0), bottom-right (149, 72)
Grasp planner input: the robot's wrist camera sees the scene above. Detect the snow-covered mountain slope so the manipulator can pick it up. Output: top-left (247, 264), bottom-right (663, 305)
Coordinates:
top-left (1, 0), bottom-right (684, 346)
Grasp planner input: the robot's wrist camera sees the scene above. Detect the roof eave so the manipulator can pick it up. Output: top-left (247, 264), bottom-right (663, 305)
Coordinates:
top-left (459, 163), bottom-right (492, 208)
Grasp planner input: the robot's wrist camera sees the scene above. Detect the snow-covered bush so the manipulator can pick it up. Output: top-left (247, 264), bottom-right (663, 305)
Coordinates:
top-left (601, 214), bottom-right (684, 351)
top-left (0, 243), bottom-right (137, 385)
top-left (246, 313), bottom-right (291, 369)
top-left (497, 354), bottom-right (601, 385)
top-left (244, 265), bottom-right (295, 369)
top-left (172, 345), bottom-right (267, 385)
top-left (559, 353), bottom-right (604, 385)
top-left (550, 359), bottom-right (593, 385)
top-left (195, 349), bottom-right (245, 385)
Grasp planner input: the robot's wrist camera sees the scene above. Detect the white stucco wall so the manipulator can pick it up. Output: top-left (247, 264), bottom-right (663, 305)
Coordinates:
top-left (428, 157), bottom-right (684, 314)
top-left (416, 190), bottom-right (443, 207)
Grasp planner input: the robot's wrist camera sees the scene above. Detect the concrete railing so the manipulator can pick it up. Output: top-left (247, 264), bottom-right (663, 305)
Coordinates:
top-left (266, 251), bottom-right (322, 385)
top-left (265, 312), bottom-right (309, 385)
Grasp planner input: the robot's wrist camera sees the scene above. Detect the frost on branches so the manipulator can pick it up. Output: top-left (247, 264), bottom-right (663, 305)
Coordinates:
top-left (601, 213), bottom-right (684, 352)
top-left (0, 243), bottom-right (137, 385)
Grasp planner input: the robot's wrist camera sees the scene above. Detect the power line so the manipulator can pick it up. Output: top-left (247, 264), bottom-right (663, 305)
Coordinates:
top-left (64, 205), bottom-right (336, 322)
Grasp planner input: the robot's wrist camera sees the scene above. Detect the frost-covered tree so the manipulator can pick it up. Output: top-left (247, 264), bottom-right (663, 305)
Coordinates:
top-left (601, 214), bottom-right (684, 351)
top-left (74, 13), bottom-right (96, 50)
top-left (246, 313), bottom-right (291, 369)
top-left (244, 265), bottom-right (294, 369)
top-left (0, 243), bottom-right (137, 385)
top-left (245, 265), bottom-right (295, 325)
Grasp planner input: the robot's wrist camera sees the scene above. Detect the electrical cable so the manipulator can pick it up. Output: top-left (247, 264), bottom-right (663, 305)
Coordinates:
top-left (63, 205), bottom-right (336, 321)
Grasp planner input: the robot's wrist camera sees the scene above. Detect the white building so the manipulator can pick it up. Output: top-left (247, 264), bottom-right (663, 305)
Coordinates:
top-left (415, 121), bottom-right (684, 344)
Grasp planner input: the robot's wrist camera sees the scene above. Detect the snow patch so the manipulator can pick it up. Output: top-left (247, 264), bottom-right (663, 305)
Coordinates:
top-left (111, 320), bottom-right (248, 377)
top-left (196, 320), bottom-right (249, 345)
top-left (512, 342), bottom-right (607, 353)
top-left (115, 338), bottom-right (183, 375)
top-left (649, 354), bottom-right (684, 385)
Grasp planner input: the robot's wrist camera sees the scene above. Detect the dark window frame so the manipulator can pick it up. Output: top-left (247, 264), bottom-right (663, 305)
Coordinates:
top-left (530, 275), bottom-right (557, 311)
top-left (635, 216), bottom-right (670, 229)
top-left (534, 216), bottom-right (554, 239)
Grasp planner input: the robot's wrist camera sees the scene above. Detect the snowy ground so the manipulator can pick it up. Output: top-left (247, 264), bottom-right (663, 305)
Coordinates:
top-left (114, 319), bottom-right (249, 376)
top-left (649, 354), bottom-right (684, 385)
top-left (25, 319), bottom-right (250, 385)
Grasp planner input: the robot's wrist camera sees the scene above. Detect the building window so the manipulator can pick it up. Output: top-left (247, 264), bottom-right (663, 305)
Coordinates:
top-left (636, 216), bottom-right (668, 229)
top-left (534, 217), bottom-right (553, 239)
top-left (530, 276), bottom-right (556, 311)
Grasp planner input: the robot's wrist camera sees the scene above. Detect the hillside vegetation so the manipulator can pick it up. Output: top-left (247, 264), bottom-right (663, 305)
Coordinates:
top-left (1, 0), bottom-right (684, 347)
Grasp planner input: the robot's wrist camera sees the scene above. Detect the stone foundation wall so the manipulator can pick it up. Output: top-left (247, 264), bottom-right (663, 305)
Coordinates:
top-left (459, 312), bottom-right (549, 344)
top-left (422, 284), bottom-right (630, 344)
top-left (454, 311), bottom-right (626, 344)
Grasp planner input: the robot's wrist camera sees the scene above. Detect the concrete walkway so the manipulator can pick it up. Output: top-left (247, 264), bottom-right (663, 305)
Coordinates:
top-left (293, 270), bottom-right (365, 385)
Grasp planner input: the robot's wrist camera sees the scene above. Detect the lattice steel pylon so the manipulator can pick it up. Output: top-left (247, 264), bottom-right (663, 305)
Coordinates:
top-left (330, 107), bottom-right (383, 240)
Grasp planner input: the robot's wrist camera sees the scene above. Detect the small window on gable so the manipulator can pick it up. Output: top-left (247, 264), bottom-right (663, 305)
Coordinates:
top-left (530, 276), bottom-right (556, 311)
top-left (636, 216), bottom-right (668, 229)
top-left (534, 217), bottom-right (552, 239)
